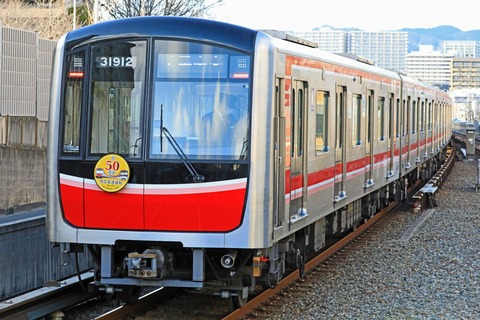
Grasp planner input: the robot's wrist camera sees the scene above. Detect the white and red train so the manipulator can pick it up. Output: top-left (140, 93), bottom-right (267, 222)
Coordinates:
top-left (46, 16), bottom-right (452, 306)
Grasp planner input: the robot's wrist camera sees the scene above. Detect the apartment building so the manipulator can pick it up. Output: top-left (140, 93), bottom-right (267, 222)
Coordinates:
top-left (405, 45), bottom-right (453, 88)
top-left (443, 40), bottom-right (480, 58)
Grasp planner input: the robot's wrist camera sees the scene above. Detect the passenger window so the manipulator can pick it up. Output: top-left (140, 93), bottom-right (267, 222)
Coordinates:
top-left (412, 100), bottom-right (417, 134)
top-left (420, 101), bottom-right (425, 133)
top-left (352, 94), bottom-right (362, 146)
top-left (315, 91), bottom-right (329, 153)
top-left (378, 97), bottom-right (385, 141)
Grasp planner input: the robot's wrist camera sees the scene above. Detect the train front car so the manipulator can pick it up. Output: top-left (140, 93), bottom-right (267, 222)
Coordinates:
top-left (47, 17), bottom-right (269, 305)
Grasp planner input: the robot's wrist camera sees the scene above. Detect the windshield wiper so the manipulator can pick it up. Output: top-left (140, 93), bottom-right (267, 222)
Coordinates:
top-left (161, 126), bottom-right (204, 183)
top-left (159, 104), bottom-right (203, 183)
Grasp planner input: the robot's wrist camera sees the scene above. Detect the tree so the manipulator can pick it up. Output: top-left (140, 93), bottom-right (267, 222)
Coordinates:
top-left (101, 0), bottom-right (223, 20)
top-left (0, 0), bottom-right (77, 40)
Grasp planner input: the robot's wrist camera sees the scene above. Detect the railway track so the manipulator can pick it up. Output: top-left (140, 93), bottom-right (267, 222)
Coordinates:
top-left (0, 272), bottom-right (95, 320)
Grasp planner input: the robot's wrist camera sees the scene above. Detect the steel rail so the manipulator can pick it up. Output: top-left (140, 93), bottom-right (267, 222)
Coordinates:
top-left (0, 272), bottom-right (95, 320)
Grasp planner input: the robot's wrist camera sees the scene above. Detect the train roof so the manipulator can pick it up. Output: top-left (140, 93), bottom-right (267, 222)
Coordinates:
top-left (258, 29), bottom-right (403, 81)
top-left (62, 16), bottom-right (447, 97)
top-left (64, 16), bottom-right (258, 52)
top-left (259, 30), bottom-right (449, 97)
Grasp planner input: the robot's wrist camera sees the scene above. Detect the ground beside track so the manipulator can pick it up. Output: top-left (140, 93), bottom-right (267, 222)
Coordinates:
top-left (272, 159), bottom-right (480, 319)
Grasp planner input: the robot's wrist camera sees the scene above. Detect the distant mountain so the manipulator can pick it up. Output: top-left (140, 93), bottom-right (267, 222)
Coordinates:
top-left (401, 26), bottom-right (480, 52)
top-left (314, 25), bottom-right (480, 53)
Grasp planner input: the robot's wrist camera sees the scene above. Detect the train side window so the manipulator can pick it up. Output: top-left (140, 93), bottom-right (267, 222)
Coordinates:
top-left (428, 101), bottom-right (432, 131)
top-left (404, 98), bottom-right (409, 137)
top-left (352, 94), bottom-right (362, 146)
top-left (420, 100), bottom-right (425, 133)
top-left (61, 51), bottom-right (85, 156)
top-left (297, 88), bottom-right (304, 157)
top-left (367, 90), bottom-right (374, 144)
top-left (388, 94), bottom-right (394, 146)
top-left (395, 98), bottom-right (400, 138)
top-left (378, 96), bottom-right (385, 141)
top-left (412, 100), bottom-right (417, 134)
top-left (315, 90), bottom-right (329, 153)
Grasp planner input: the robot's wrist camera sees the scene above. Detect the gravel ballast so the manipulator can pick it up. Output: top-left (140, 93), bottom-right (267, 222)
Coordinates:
top-left (276, 159), bottom-right (480, 319)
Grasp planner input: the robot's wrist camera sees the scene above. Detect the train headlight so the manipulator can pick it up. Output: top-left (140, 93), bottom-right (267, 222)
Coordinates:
top-left (220, 250), bottom-right (237, 268)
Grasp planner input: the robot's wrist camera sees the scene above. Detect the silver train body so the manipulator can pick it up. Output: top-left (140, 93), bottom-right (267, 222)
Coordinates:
top-left (46, 17), bottom-right (452, 304)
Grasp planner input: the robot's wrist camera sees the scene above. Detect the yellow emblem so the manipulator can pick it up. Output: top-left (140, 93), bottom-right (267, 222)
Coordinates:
top-left (94, 154), bottom-right (130, 192)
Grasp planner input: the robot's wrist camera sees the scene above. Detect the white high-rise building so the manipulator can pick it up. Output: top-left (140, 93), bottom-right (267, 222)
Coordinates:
top-left (293, 28), bottom-right (408, 72)
top-left (349, 31), bottom-right (408, 72)
top-left (294, 27), bottom-right (348, 53)
top-left (443, 40), bottom-right (480, 58)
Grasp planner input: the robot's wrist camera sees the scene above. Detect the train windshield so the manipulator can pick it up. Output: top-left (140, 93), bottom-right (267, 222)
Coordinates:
top-left (61, 39), bottom-right (251, 161)
top-left (150, 40), bottom-right (251, 160)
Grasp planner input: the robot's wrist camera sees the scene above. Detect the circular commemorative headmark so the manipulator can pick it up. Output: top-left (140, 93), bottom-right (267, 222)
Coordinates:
top-left (94, 154), bottom-right (130, 193)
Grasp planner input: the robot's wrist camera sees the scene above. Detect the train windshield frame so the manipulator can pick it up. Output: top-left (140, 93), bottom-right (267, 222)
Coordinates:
top-left (59, 38), bottom-right (252, 162)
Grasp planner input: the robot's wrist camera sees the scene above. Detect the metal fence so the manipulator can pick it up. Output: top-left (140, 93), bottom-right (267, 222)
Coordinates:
top-left (0, 25), bottom-right (56, 120)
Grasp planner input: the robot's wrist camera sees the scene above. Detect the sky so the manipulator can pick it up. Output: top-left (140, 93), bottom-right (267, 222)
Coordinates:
top-left (210, 0), bottom-right (480, 32)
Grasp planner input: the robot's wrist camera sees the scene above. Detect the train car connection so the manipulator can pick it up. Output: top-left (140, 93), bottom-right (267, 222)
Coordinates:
top-left (47, 16), bottom-right (452, 306)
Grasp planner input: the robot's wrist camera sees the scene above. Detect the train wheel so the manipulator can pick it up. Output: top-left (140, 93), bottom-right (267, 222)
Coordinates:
top-left (230, 290), bottom-right (248, 309)
top-left (297, 252), bottom-right (305, 278)
top-left (265, 271), bottom-right (279, 289)
top-left (123, 285), bottom-right (142, 305)
top-left (229, 273), bottom-right (251, 309)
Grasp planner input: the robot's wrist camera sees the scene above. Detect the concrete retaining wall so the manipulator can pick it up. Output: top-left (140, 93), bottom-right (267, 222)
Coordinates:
top-left (0, 116), bottom-right (47, 212)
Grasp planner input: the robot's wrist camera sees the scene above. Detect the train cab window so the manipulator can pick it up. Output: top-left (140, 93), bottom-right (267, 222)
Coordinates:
top-left (315, 90), bottom-right (329, 153)
top-left (89, 40), bottom-right (147, 157)
top-left (150, 40), bottom-right (250, 160)
top-left (61, 52), bottom-right (85, 156)
top-left (352, 94), bottom-right (362, 146)
top-left (378, 97), bottom-right (385, 141)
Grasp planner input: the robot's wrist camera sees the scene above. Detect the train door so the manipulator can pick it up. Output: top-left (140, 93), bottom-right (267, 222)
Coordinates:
top-left (289, 80), bottom-right (307, 218)
top-left (365, 90), bottom-right (374, 187)
top-left (274, 78), bottom-right (286, 229)
top-left (334, 85), bottom-right (347, 201)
